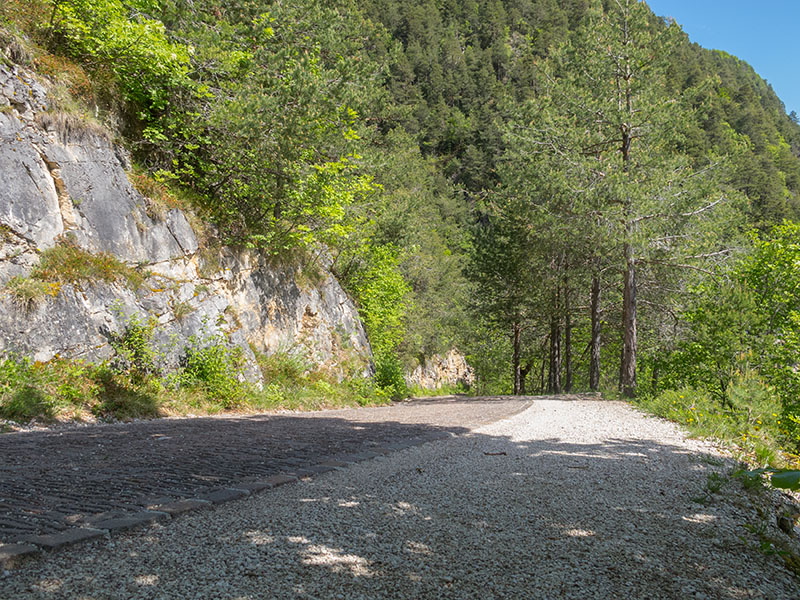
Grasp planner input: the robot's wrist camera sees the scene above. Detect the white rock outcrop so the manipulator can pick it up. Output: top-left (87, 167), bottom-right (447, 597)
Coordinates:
top-left (406, 349), bottom-right (475, 390)
top-left (0, 65), bottom-right (371, 380)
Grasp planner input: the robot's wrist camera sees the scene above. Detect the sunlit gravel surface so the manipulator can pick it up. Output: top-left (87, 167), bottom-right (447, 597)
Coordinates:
top-left (3, 397), bottom-right (799, 599)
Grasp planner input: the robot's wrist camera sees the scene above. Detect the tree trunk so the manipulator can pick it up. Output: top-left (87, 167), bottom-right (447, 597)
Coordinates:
top-left (619, 243), bottom-right (637, 397)
top-left (548, 290), bottom-right (562, 393)
top-left (520, 361), bottom-right (532, 395)
top-left (539, 349), bottom-right (547, 393)
top-left (651, 364), bottom-right (659, 394)
top-left (512, 320), bottom-right (522, 395)
top-left (590, 275), bottom-right (601, 392)
top-left (564, 277), bottom-right (573, 393)
top-left (618, 21), bottom-right (637, 398)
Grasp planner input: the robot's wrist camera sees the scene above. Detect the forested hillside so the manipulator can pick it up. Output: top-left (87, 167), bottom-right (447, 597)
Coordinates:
top-left (3, 0), bottom-right (800, 462)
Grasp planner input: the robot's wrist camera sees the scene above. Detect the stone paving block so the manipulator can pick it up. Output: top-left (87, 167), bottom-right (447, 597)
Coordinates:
top-left (261, 474), bottom-right (298, 488)
top-left (318, 460), bottom-right (351, 468)
top-left (150, 499), bottom-right (210, 517)
top-left (302, 464), bottom-right (337, 475)
top-left (24, 527), bottom-right (106, 551)
top-left (0, 543), bottom-right (40, 568)
top-left (79, 510), bottom-right (129, 527)
top-left (232, 481), bottom-right (274, 494)
top-left (196, 488), bottom-right (250, 505)
top-left (89, 511), bottom-right (169, 535)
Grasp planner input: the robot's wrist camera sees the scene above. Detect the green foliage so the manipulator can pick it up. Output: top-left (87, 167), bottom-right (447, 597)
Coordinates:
top-left (636, 377), bottom-right (785, 468)
top-left (372, 350), bottom-right (407, 401)
top-left (108, 312), bottom-right (160, 379)
top-left (650, 222), bottom-right (800, 453)
top-left (0, 356), bottom-right (58, 420)
top-left (339, 243), bottom-right (411, 398)
top-left (252, 349), bottom-right (388, 410)
top-left (180, 331), bottom-right (247, 408)
top-left (152, 0), bottom-right (382, 251)
top-left (256, 350), bottom-right (312, 388)
top-left (0, 355), bottom-right (104, 421)
top-left (46, 0), bottom-right (190, 123)
top-left (407, 382), bottom-right (470, 397)
top-left (90, 364), bottom-right (160, 419)
top-left (344, 244), bottom-right (411, 353)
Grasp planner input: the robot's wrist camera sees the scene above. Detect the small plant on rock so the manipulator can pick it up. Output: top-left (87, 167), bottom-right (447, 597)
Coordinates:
top-left (32, 239), bottom-right (146, 290)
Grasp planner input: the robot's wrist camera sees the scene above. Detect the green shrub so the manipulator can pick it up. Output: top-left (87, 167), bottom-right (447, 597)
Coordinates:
top-left (408, 382), bottom-right (471, 397)
top-left (91, 364), bottom-right (160, 419)
top-left (45, 0), bottom-right (190, 125)
top-left (108, 313), bottom-right (160, 379)
top-left (180, 333), bottom-right (246, 408)
top-left (635, 374), bottom-right (787, 467)
top-left (0, 355), bottom-right (102, 422)
top-left (373, 351), bottom-right (408, 401)
top-left (255, 349), bottom-right (311, 387)
top-left (3, 385), bottom-right (55, 421)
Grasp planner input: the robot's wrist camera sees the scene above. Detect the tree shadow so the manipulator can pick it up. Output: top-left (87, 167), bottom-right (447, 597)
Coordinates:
top-left (0, 401), bottom-right (504, 543)
top-left (6, 407), bottom-right (798, 599)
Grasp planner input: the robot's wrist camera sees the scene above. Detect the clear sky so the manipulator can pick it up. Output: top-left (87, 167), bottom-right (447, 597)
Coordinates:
top-left (645, 0), bottom-right (799, 117)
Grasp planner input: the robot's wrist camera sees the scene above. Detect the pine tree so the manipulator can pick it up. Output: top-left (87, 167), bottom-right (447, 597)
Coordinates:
top-left (503, 0), bottom-right (732, 396)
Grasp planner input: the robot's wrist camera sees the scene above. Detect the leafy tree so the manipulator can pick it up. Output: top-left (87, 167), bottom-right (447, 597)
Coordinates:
top-left (654, 221), bottom-right (800, 449)
top-left (45, 0), bottom-right (191, 124)
top-left (339, 243), bottom-right (412, 398)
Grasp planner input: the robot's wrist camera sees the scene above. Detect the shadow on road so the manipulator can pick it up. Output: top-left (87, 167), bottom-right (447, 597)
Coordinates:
top-left (6, 400), bottom-right (795, 599)
top-left (0, 398), bottom-right (525, 543)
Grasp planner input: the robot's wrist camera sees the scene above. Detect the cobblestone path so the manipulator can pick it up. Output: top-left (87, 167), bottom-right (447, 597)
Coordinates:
top-left (0, 397), bottom-right (530, 547)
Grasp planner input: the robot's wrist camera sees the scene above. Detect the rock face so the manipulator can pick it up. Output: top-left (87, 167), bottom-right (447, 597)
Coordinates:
top-left (0, 64), bottom-right (371, 380)
top-left (406, 349), bottom-right (475, 390)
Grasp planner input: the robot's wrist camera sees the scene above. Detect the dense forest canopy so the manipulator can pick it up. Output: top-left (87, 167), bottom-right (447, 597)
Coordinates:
top-left (3, 0), bottom-right (800, 455)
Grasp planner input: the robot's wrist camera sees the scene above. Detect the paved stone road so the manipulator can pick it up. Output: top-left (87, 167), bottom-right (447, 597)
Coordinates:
top-left (0, 397), bottom-right (530, 553)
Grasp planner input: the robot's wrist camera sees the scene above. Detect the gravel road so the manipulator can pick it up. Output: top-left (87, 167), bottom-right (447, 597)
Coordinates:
top-left (3, 397), bottom-right (799, 599)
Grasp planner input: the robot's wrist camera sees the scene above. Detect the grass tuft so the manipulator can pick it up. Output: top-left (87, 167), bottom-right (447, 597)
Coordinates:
top-left (4, 275), bottom-right (59, 310)
top-left (32, 241), bottom-right (146, 290)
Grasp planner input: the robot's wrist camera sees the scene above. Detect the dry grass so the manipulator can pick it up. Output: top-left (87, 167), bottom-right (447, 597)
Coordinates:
top-left (35, 110), bottom-right (111, 144)
top-left (4, 275), bottom-right (59, 310)
top-left (127, 169), bottom-right (184, 221)
top-left (32, 240), bottom-right (146, 290)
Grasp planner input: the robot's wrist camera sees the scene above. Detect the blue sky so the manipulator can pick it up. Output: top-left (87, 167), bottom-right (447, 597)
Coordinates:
top-left (645, 0), bottom-right (799, 117)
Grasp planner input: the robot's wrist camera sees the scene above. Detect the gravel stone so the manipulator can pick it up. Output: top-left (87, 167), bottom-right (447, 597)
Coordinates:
top-left (3, 397), bottom-right (800, 599)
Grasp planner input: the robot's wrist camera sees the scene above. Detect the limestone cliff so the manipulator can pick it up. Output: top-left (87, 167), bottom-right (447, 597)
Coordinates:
top-left (406, 349), bottom-right (475, 391)
top-left (0, 64), bottom-right (371, 379)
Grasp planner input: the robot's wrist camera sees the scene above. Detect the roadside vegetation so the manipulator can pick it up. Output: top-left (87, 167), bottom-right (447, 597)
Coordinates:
top-left (0, 314), bottom-right (389, 427)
